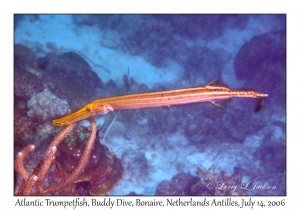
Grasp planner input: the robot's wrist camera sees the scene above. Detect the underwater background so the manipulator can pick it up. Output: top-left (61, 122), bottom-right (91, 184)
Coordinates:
top-left (14, 14), bottom-right (286, 195)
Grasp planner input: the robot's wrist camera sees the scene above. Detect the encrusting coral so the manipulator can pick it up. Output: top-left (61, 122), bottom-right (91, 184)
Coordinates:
top-left (14, 118), bottom-right (97, 195)
top-left (27, 89), bottom-right (71, 122)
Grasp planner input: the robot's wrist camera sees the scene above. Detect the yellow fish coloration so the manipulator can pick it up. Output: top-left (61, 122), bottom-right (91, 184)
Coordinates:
top-left (52, 80), bottom-right (267, 126)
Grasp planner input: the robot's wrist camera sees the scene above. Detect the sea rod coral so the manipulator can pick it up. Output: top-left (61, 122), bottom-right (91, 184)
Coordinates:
top-left (14, 118), bottom-right (97, 195)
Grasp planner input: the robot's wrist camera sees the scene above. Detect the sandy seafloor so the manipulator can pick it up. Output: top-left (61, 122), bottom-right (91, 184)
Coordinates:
top-left (14, 15), bottom-right (286, 195)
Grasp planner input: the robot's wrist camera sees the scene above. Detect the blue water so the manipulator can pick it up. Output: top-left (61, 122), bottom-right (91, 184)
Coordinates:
top-left (14, 14), bottom-right (286, 195)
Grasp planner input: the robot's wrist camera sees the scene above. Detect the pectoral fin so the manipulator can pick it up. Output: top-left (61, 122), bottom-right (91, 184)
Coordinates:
top-left (210, 101), bottom-right (225, 108)
top-left (167, 105), bottom-right (175, 112)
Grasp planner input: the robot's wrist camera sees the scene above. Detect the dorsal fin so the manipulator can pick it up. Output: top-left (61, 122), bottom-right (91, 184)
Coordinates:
top-left (206, 80), bottom-right (223, 88)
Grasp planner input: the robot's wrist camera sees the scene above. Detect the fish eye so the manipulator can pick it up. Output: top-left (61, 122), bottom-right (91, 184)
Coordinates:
top-left (86, 107), bottom-right (92, 112)
top-left (55, 122), bottom-right (64, 126)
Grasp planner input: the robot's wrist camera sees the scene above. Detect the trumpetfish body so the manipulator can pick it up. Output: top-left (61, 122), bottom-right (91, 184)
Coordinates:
top-left (52, 80), bottom-right (268, 126)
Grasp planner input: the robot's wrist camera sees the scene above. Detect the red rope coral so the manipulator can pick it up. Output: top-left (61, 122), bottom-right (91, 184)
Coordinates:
top-left (14, 118), bottom-right (97, 195)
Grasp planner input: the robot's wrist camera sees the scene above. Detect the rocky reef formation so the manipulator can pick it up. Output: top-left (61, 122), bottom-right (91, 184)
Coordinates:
top-left (14, 44), bottom-right (104, 147)
top-left (155, 164), bottom-right (246, 196)
top-left (14, 44), bottom-right (121, 195)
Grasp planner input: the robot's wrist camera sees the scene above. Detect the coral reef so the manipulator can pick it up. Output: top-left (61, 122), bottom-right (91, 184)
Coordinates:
top-left (14, 44), bottom-right (104, 113)
top-left (121, 150), bottom-right (149, 184)
top-left (14, 15), bottom-right (286, 196)
top-left (14, 44), bottom-right (38, 69)
top-left (191, 164), bottom-right (246, 196)
top-left (155, 164), bottom-right (246, 196)
top-left (14, 44), bottom-right (105, 147)
top-left (14, 44), bottom-right (122, 195)
top-left (155, 173), bottom-right (193, 195)
top-left (37, 51), bottom-right (104, 111)
top-left (255, 140), bottom-right (286, 174)
top-left (27, 89), bottom-right (70, 123)
top-left (14, 118), bottom-right (97, 195)
top-left (55, 125), bottom-right (124, 195)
